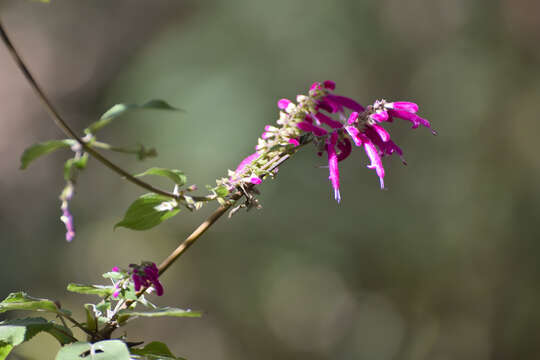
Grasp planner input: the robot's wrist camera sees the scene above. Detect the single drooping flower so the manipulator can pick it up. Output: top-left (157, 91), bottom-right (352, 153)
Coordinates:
top-left (228, 80), bottom-right (434, 203)
top-left (59, 182), bottom-right (75, 242)
top-left (129, 262), bottom-right (164, 296)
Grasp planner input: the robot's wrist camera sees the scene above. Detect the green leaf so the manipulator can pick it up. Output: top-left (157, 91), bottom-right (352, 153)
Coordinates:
top-left (55, 340), bottom-right (130, 360)
top-left (118, 307), bottom-right (202, 319)
top-left (130, 341), bottom-right (185, 360)
top-left (0, 317), bottom-right (75, 347)
top-left (135, 168), bottom-right (187, 186)
top-left (0, 343), bottom-right (13, 360)
top-left (214, 186), bottom-right (229, 197)
top-left (20, 139), bottom-right (75, 169)
top-left (67, 283), bottom-right (114, 297)
top-left (86, 100), bottom-right (182, 134)
top-left (0, 325), bottom-right (25, 346)
top-left (0, 292), bottom-right (60, 314)
top-left (114, 193), bottom-right (180, 231)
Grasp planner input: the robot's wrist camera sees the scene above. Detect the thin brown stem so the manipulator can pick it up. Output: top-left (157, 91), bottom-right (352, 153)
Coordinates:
top-left (0, 20), bottom-right (177, 199)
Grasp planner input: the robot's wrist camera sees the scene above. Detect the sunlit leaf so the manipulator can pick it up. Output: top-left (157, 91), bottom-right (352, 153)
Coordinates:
top-left (0, 317), bottom-right (74, 348)
top-left (86, 100), bottom-right (182, 134)
top-left (67, 283), bottom-right (114, 297)
top-left (55, 340), bottom-right (130, 360)
top-left (20, 139), bottom-right (75, 169)
top-left (135, 168), bottom-right (187, 186)
top-left (114, 193), bottom-right (180, 231)
top-left (118, 307), bottom-right (202, 319)
top-left (0, 292), bottom-right (62, 314)
top-left (0, 343), bottom-right (13, 360)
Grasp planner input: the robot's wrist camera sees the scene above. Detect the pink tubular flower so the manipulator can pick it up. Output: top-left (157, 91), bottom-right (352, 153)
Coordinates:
top-left (297, 121), bottom-right (328, 136)
top-left (326, 132), bottom-right (341, 203)
top-left (235, 152), bottom-right (259, 175)
top-left (278, 98), bottom-right (292, 110)
top-left (289, 138), bottom-right (300, 147)
top-left (363, 139), bottom-right (385, 189)
top-left (130, 262), bottom-right (163, 296)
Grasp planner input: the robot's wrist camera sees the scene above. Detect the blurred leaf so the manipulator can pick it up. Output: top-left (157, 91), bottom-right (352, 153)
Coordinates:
top-left (118, 307), bottom-right (202, 319)
top-left (131, 341), bottom-right (186, 360)
top-left (0, 343), bottom-right (13, 360)
top-left (86, 100), bottom-right (182, 134)
top-left (0, 292), bottom-right (59, 314)
top-left (0, 325), bottom-right (25, 347)
top-left (214, 186), bottom-right (229, 197)
top-left (0, 317), bottom-right (75, 348)
top-left (135, 167), bottom-right (187, 186)
top-left (55, 340), bottom-right (130, 360)
top-left (114, 193), bottom-right (180, 231)
top-left (67, 283), bottom-right (114, 297)
top-left (20, 139), bottom-right (75, 169)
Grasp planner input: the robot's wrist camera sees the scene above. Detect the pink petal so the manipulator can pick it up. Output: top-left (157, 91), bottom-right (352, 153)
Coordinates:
top-left (314, 112), bottom-right (343, 129)
top-left (326, 132), bottom-right (341, 202)
top-left (278, 98), bottom-right (292, 110)
top-left (389, 101), bottom-right (418, 113)
top-left (289, 138), bottom-right (300, 147)
top-left (325, 94), bottom-right (365, 112)
top-left (347, 112), bottom-right (359, 125)
top-left (345, 126), bottom-right (363, 146)
top-left (371, 124), bottom-right (390, 142)
top-left (235, 152), bottom-right (259, 174)
top-left (370, 111), bottom-right (389, 122)
top-left (363, 140), bottom-right (385, 189)
top-left (297, 121), bottom-right (328, 136)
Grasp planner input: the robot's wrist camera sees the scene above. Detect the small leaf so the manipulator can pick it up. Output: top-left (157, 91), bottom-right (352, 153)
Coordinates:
top-left (67, 283), bottom-right (114, 297)
top-left (86, 100), bottom-right (181, 134)
top-left (20, 139), bottom-right (75, 169)
top-left (118, 307), bottom-right (202, 319)
top-left (0, 317), bottom-right (75, 347)
top-left (135, 168), bottom-right (187, 186)
top-left (114, 193), bottom-right (180, 231)
top-left (0, 292), bottom-right (59, 314)
top-left (214, 186), bottom-right (229, 197)
top-left (56, 340), bottom-right (130, 360)
top-left (130, 341), bottom-right (185, 360)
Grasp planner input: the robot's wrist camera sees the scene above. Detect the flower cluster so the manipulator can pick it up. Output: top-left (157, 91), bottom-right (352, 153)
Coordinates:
top-left (129, 262), bottom-right (164, 296)
top-left (231, 81), bottom-right (434, 202)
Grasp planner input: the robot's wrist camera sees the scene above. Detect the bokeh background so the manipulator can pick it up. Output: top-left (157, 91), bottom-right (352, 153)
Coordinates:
top-left (1, 0), bottom-right (540, 359)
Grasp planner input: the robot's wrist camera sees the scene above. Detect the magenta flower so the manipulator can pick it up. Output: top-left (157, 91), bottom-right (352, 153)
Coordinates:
top-left (297, 81), bottom-right (433, 199)
top-left (129, 262), bottom-right (163, 296)
top-left (230, 81), bottom-right (433, 203)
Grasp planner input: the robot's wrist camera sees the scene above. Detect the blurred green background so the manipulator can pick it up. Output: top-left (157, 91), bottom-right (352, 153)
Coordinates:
top-left (1, 0), bottom-right (540, 359)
